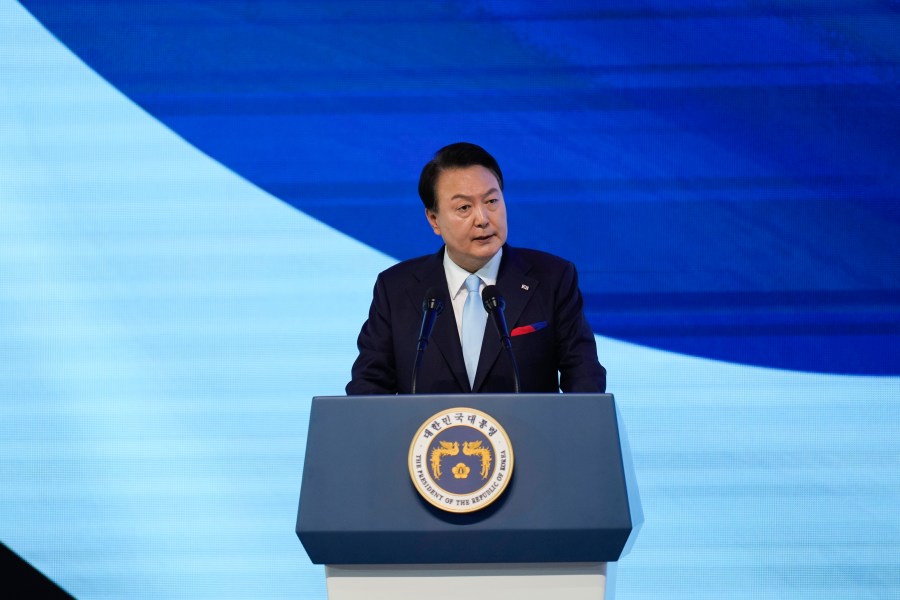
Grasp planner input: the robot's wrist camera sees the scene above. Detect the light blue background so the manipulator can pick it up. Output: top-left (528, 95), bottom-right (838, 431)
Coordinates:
top-left (2, 2), bottom-right (899, 598)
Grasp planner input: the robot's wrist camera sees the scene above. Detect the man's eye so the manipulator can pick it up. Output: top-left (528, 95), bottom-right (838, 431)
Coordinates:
top-left (457, 205), bottom-right (471, 213)
top-left (486, 198), bottom-right (497, 204)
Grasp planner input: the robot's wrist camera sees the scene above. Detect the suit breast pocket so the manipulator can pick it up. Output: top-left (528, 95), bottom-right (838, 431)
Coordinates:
top-left (510, 324), bottom-right (553, 366)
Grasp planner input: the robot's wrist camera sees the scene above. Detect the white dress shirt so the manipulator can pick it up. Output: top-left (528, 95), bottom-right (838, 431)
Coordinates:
top-left (442, 247), bottom-right (503, 340)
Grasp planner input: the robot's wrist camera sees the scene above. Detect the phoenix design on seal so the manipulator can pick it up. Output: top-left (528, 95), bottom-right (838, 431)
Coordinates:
top-left (430, 441), bottom-right (458, 478)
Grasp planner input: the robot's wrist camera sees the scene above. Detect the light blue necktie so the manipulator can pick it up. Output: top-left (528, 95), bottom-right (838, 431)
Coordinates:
top-left (461, 274), bottom-right (486, 389)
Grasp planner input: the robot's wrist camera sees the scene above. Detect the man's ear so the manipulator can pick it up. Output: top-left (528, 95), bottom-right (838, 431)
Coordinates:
top-left (425, 208), bottom-right (441, 235)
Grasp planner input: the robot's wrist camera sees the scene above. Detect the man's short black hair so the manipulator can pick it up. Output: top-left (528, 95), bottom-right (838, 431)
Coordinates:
top-left (418, 142), bottom-right (504, 211)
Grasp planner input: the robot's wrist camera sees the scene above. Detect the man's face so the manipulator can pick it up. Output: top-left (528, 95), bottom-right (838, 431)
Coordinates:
top-left (426, 165), bottom-right (508, 273)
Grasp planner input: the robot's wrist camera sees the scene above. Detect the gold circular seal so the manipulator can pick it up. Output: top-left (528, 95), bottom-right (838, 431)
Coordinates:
top-left (408, 407), bottom-right (514, 513)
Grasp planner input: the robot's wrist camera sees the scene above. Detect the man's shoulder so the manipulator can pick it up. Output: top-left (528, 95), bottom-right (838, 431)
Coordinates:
top-left (377, 250), bottom-right (442, 282)
top-left (505, 245), bottom-right (575, 272)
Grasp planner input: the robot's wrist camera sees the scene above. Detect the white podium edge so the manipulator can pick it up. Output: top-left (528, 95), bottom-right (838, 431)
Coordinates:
top-left (325, 562), bottom-right (608, 600)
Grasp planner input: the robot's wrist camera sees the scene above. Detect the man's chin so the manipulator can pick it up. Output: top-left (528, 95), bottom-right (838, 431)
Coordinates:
top-left (451, 244), bottom-right (501, 272)
top-left (473, 240), bottom-right (500, 255)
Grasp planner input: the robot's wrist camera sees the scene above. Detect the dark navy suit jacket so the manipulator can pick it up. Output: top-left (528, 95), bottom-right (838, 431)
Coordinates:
top-left (346, 245), bottom-right (606, 395)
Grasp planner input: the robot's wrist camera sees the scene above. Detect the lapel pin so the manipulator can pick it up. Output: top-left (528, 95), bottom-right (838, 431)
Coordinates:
top-left (521, 284), bottom-right (529, 291)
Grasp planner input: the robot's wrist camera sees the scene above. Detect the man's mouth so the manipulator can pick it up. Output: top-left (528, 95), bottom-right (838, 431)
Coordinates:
top-left (473, 233), bottom-right (494, 242)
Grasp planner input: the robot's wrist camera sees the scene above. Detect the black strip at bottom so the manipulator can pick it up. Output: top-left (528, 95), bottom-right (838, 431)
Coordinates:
top-left (0, 542), bottom-right (74, 599)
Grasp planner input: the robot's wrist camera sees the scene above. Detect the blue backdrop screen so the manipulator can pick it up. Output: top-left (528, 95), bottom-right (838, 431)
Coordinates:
top-left (2, 1), bottom-right (898, 598)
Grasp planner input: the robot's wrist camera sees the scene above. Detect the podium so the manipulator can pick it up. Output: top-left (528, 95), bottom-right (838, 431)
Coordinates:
top-left (296, 394), bottom-right (641, 599)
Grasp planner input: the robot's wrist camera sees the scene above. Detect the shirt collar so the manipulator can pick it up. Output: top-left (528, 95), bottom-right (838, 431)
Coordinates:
top-left (444, 247), bottom-right (503, 300)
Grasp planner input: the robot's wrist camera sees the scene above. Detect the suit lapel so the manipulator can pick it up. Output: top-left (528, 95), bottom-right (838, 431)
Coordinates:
top-left (410, 249), bottom-right (470, 392)
top-left (473, 246), bottom-right (538, 391)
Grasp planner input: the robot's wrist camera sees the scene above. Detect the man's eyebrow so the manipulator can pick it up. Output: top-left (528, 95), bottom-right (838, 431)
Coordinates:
top-left (449, 188), bottom-right (500, 201)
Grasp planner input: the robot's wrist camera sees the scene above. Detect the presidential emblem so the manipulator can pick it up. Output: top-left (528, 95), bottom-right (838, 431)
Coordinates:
top-left (408, 407), bottom-right (514, 513)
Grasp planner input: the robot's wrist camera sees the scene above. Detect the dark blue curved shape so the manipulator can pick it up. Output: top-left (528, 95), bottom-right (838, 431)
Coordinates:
top-left (22, 0), bottom-right (900, 374)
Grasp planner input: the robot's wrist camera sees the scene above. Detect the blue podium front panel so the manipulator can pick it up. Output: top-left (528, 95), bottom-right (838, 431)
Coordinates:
top-left (297, 394), bottom-right (633, 564)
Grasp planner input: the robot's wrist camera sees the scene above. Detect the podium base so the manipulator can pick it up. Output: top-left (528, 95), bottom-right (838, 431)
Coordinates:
top-left (325, 562), bottom-right (607, 600)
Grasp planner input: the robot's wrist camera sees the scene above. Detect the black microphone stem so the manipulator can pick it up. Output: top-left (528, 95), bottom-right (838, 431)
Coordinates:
top-left (411, 290), bottom-right (443, 394)
top-left (502, 335), bottom-right (521, 394)
top-left (411, 350), bottom-right (425, 395)
top-left (482, 286), bottom-right (521, 393)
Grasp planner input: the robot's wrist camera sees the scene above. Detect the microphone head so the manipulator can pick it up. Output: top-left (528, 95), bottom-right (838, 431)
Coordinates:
top-left (422, 287), bottom-right (444, 313)
top-left (481, 285), bottom-right (505, 312)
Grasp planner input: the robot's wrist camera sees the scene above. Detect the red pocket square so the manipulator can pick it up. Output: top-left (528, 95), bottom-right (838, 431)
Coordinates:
top-left (510, 321), bottom-right (548, 337)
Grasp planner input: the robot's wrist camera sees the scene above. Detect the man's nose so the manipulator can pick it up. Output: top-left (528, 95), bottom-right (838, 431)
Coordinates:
top-left (474, 203), bottom-right (489, 226)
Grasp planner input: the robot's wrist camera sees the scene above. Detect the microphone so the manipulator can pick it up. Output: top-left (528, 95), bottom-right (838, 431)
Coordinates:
top-left (481, 285), bottom-right (521, 393)
top-left (411, 287), bottom-right (444, 394)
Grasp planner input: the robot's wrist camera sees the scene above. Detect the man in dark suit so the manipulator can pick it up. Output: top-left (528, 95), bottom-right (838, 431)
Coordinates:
top-left (346, 142), bottom-right (605, 395)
